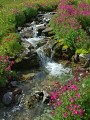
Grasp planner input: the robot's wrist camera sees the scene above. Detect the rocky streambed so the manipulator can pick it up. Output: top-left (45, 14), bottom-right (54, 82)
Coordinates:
top-left (0, 11), bottom-right (90, 120)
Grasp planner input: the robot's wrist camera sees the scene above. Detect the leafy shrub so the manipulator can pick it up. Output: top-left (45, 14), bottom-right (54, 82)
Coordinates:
top-left (78, 16), bottom-right (90, 30)
top-left (24, 7), bottom-right (37, 20)
top-left (50, 0), bottom-right (90, 56)
top-left (77, 3), bottom-right (90, 30)
top-left (37, 4), bottom-right (56, 12)
top-left (0, 33), bottom-right (23, 57)
top-left (0, 3), bottom-right (3, 8)
top-left (15, 11), bottom-right (26, 27)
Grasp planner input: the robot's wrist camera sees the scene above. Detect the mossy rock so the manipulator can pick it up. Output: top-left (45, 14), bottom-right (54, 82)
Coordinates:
top-left (62, 45), bottom-right (69, 50)
top-left (53, 39), bottom-right (75, 60)
top-left (56, 39), bottom-right (64, 46)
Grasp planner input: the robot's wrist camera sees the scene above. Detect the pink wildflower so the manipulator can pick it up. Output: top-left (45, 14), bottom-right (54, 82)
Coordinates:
top-left (76, 93), bottom-right (80, 98)
top-left (74, 104), bottom-right (80, 109)
top-left (70, 85), bottom-right (78, 91)
top-left (10, 61), bottom-right (14, 65)
top-left (50, 92), bottom-right (59, 100)
top-left (72, 109), bottom-right (78, 115)
top-left (73, 77), bottom-right (79, 82)
top-left (62, 85), bottom-right (67, 91)
top-left (5, 66), bottom-right (11, 71)
top-left (54, 81), bottom-right (60, 85)
top-left (70, 97), bottom-right (74, 103)
top-left (56, 100), bottom-right (62, 106)
top-left (63, 112), bottom-right (68, 118)
top-left (78, 109), bottom-right (85, 117)
top-left (51, 111), bottom-right (55, 116)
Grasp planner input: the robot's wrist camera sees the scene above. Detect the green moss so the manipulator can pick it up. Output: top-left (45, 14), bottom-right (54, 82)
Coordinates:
top-left (62, 45), bottom-right (69, 50)
top-left (76, 49), bottom-right (89, 55)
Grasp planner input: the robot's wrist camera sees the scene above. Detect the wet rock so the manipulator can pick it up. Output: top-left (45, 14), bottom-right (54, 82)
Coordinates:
top-left (43, 47), bottom-right (51, 57)
top-left (25, 94), bottom-right (38, 108)
top-left (52, 40), bottom-right (75, 61)
top-left (18, 27), bottom-right (23, 32)
top-left (35, 91), bottom-right (50, 104)
top-left (9, 81), bottom-right (17, 87)
top-left (86, 53), bottom-right (90, 60)
top-left (33, 71), bottom-right (47, 80)
top-left (14, 53), bottom-right (40, 70)
top-left (42, 91), bottom-right (50, 104)
top-left (79, 54), bottom-right (86, 64)
top-left (2, 88), bottom-right (22, 106)
top-left (36, 24), bottom-right (46, 36)
top-left (84, 53), bottom-right (90, 68)
top-left (36, 40), bottom-right (46, 48)
top-left (72, 54), bottom-right (79, 63)
top-left (2, 92), bottom-right (13, 106)
top-left (42, 27), bottom-right (52, 33)
top-left (22, 31), bottom-right (33, 38)
top-left (20, 73), bottom-right (35, 81)
top-left (36, 24), bottom-right (46, 30)
top-left (25, 90), bottom-right (50, 109)
top-left (20, 27), bottom-right (33, 38)
top-left (35, 91), bottom-right (44, 101)
top-left (43, 12), bottom-right (56, 23)
top-left (42, 27), bottom-right (52, 36)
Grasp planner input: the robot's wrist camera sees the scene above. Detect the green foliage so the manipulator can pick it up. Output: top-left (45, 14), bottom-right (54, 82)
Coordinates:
top-left (0, 3), bottom-right (3, 8)
top-left (50, 0), bottom-right (90, 57)
top-left (76, 49), bottom-right (89, 55)
top-left (62, 45), bottom-right (69, 50)
top-left (0, 33), bottom-right (23, 57)
top-left (24, 7), bottom-right (37, 20)
top-left (4, 40), bottom-right (23, 56)
top-left (37, 4), bottom-right (57, 12)
top-left (65, 29), bottom-right (79, 50)
top-left (15, 11), bottom-right (26, 27)
top-left (78, 16), bottom-right (90, 30)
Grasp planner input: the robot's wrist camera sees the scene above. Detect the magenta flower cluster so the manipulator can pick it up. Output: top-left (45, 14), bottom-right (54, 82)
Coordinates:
top-left (53, 0), bottom-right (90, 31)
top-left (0, 55), bottom-right (14, 85)
top-left (49, 74), bottom-right (86, 118)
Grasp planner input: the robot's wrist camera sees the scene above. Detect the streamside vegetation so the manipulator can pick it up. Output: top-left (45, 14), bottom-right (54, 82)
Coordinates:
top-left (0, 0), bottom-right (90, 119)
top-left (0, 0), bottom-right (59, 86)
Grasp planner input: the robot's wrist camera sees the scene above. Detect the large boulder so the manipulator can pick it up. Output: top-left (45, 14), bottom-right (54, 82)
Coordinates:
top-left (2, 88), bottom-right (22, 106)
top-left (13, 52), bottom-right (40, 70)
top-left (42, 27), bottom-right (53, 36)
top-left (52, 40), bottom-right (75, 61)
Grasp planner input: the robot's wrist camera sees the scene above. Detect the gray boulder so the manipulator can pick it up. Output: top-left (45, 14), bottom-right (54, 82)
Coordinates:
top-left (2, 92), bottom-right (13, 105)
top-left (84, 53), bottom-right (90, 67)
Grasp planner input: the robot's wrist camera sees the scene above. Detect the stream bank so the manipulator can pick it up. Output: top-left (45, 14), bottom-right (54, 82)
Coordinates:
top-left (0, 10), bottom-right (90, 120)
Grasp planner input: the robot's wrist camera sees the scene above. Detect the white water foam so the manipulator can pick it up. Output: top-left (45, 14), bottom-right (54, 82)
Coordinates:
top-left (45, 62), bottom-right (70, 76)
top-left (26, 37), bottom-right (44, 47)
top-left (25, 21), bottom-right (70, 77)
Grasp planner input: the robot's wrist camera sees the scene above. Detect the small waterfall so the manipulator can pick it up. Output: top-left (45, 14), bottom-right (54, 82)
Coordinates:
top-left (25, 21), bottom-right (71, 77)
top-left (50, 48), bottom-right (54, 59)
top-left (25, 21), bottom-right (45, 47)
top-left (36, 46), bottom-right (70, 76)
top-left (36, 46), bottom-right (52, 66)
top-left (32, 21), bottom-right (38, 38)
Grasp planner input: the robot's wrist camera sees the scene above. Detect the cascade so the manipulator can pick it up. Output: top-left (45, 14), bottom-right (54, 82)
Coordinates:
top-left (25, 20), bottom-right (70, 77)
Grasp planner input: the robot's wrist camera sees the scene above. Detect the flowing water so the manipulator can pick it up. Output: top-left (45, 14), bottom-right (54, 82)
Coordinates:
top-left (0, 12), bottom-right (72, 120)
top-left (26, 21), bottom-right (71, 77)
